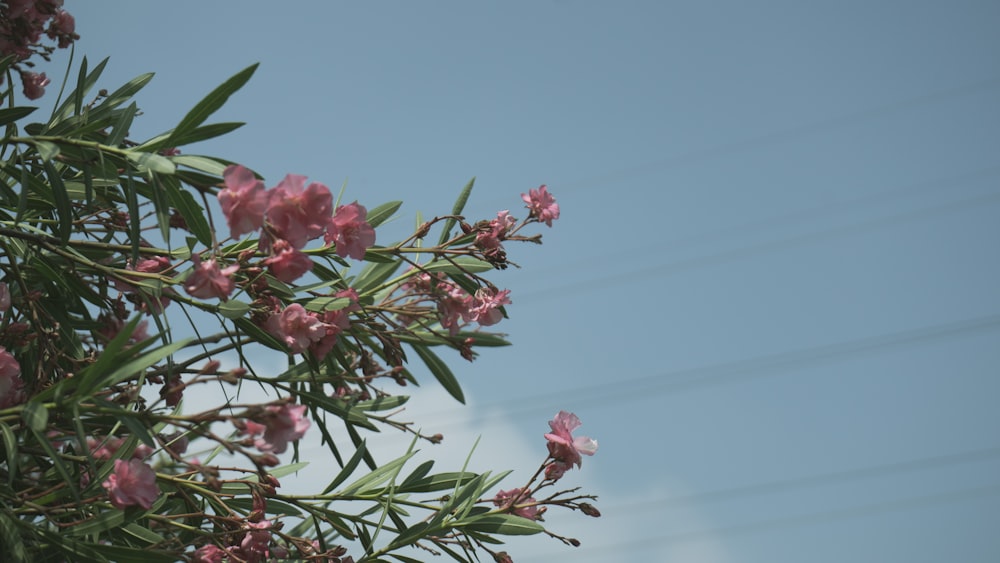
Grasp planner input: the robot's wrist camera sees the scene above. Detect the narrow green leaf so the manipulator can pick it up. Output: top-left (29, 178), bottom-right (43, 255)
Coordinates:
top-left (366, 200), bottom-right (402, 228)
top-left (65, 509), bottom-right (125, 537)
top-left (411, 345), bottom-right (464, 403)
top-left (218, 299), bottom-right (251, 319)
top-left (21, 400), bottom-right (48, 432)
top-left (35, 140), bottom-right (60, 162)
top-left (161, 175), bottom-right (212, 246)
top-left (105, 101), bottom-right (137, 146)
top-left (152, 121), bottom-right (245, 149)
top-left (462, 514), bottom-right (544, 536)
top-left (355, 395), bottom-right (409, 412)
top-left (0, 106), bottom-right (36, 127)
top-left (166, 63), bottom-right (258, 147)
top-left (171, 154), bottom-right (227, 176)
top-left (118, 415), bottom-right (156, 448)
top-left (49, 56), bottom-right (108, 125)
top-left (29, 426), bottom-right (77, 502)
top-left (322, 440), bottom-right (368, 494)
top-left (421, 256), bottom-right (494, 274)
top-left (83, 338), bottom-right (190, 396)
top-left (0, 421), bottom-right (18, 485)
top-left (126, 151), bottom-right (176, 175)
top-left (340, 450), bottom-right (416, 496)
top-left (397, 471), bottom-right (479, 494)
top-left (352, 260), bottom-right (400, 294)
top-left (438, 177), bottom-right (475, 245)
top-left (303, 296), bottom-right (351, 313)
top-left (121, 522), bottom-right (166, 545)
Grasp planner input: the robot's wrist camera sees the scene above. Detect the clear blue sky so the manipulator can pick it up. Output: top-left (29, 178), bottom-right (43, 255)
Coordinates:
top-left (44, 2), bottom-right (1000, 561)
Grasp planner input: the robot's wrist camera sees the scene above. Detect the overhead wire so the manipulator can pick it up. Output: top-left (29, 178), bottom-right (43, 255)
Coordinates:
top-left (519, 483), bottom-right (1000, 561)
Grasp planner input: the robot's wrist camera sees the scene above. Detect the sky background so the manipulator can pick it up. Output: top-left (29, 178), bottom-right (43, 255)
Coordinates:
top-left (42, 1), bottom-right (1000, 561)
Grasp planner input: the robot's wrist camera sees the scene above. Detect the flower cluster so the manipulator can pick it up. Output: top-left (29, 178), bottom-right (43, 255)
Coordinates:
top-left (400, 273), bottom-right (512, 336)
top-left (218, 164), bottom-right (375, 281)
top-left (0, 0), bottom-right (77, 99)
top-left (235, 402), bottom-right (312, 456)
top-left (544, 410), bottom-right (598, 479)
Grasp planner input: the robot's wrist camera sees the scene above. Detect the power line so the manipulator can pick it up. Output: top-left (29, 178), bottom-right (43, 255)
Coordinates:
top-left (605, 445), bottom-right (1000, 512)
top-left (405, 311), bottom-right (1000, 426)
top-left (519, 482), bottom-right (1000, 561)
top-left (518, 187), bottom-right (1000, 303)
top-left (558, 75), bottom-right (1000, 193)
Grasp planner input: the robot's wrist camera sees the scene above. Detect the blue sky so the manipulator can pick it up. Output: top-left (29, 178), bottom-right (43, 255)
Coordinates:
top-left (43, 1), bottom-right (1000, 561)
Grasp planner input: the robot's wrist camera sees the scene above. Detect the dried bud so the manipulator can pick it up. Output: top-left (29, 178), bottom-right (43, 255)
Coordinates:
top-left (256, 453), bottom-right (280, 467)
top-left (569, 538), bottom-right (581, 547)
top-left (493, 552), bottom-right (513, 563)
top-left (429, 433), bottom-right (444, 444)
top-left (579, 502), bottom-right (601, 517)
top-left (415, 221), bottom-right (432, 239)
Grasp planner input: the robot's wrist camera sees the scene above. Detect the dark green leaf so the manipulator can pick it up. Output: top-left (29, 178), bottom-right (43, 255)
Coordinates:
top-left (421, 256), bottom-right (494, 274)
top-left (351, 260), bottom-right (400, 294)
top-left (65, 509), bottom-right (125, 537)
top-left (44, 160), bottom-right (72, 243)
top-left (144, 121), bottom-right (244, 150)
top-left (0, 106), bottom-right (36, 127)
top-left (118, 415), bottom-right (156, 448)
top-left (355, 395), bottom-right (409, 412)
top-left (462, 514), bottom-right (544, 536)
top-left (218, 299), bottom-right (251, 319)
top-left (126, 151), bottom-right (176, 175)
top-left (438, 177), bottom-right (475, 245)
top-left (21, 400), bottom-right (48, 432)
top-left (0, 421), bottom-right (18, 485)
top-left (366, 200), bottom-right (402, 228)
top-left (166, 63), bottom-right (258, 147)
top-left (161, 175), bottom-right (212, 246)
top-left (411, 345), bottom-right (464, 403)
top-left (322, 440), bottom-right (368, 494)
top-left (397, 471), bottom-right (479, 494)
top-left (35, 140), bottom-right (60, 162)
top-left (105, 101), bottom-right (137, 146)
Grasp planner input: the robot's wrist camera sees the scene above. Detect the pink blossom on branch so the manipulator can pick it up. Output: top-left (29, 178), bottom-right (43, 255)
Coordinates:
top-left (544, 411), bottom-right (598, 468)
top-left (184, 255), bottom-right (239, 300)
top-left (521, 184), bottom-right (560, 227)
top-left (265, 304), bottom-right (326, 353)
top-left (469, 287), bottom-right (511, 327)
top-left (102, 459), bottom-right (160, 510)
top-left (493, 487), bottom-right (539, 520)
top-left (264, 239), bottom-right (313, 283)
top-left (0, 347), bottom-right (25, 409)
top-left (218, 164), bottom-right (268, 239)
top-left (266, 174), bottom-right (332, 249)
top-left (20, 71), bottom-right (49, 100)
top-left (254, 403), bottom-right (311, 454)
top-left (325, 202), bottom-right (376, 260)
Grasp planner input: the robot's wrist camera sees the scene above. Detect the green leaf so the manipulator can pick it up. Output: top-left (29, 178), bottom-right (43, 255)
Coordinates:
top-left (323, 440), bottom-right (368, 494)
top-left (218, 299), bottom-right (251, 319)
top-left (126, 151), bottom-right (176, 175)
top-left (161, 175), bottom-right (212, 246)
top-left (0, 106), bottom-right (36, 127)
top-left (21, 400), bottom-right (48, 432)
top-left (421, 256), bottom-right (494, 275)
top-left (146, 121), bottom-right (245, 149)
top-left (366, 200), bottom-right (402, 228)
top-left (65, 509), bottom-right (125, 537)
top-left (121, 522), bottom-right (165, 545)
top-left (438, 177), bottom-right (475, 245)
top-left (172, 154), bottom-right (228, 176)
top-left (462, 514), bottom-right (544, 536)
top-left (352, 260), bottom-right (400, 294)
top-left (44, 160), bottom-right (72, 243)
top-left (411, 345), bottom-right (464, 403)
top-left (82, 338), bottom-right (190, 396)
top-left (166, 63), bottom-right (258, 147)
top-left (49, 56), bottom-right (108, 126)
top-left (355, 395), bottom-right (409, 412)
top-left (0, 421), bottom-right (18, 485)
top-left (397, 471), bottom-right (479, 494)
top-left (303, 296), bottom-right (351, 313)
top-left (339, 450), bottom-right (416, 496)
top-left (105, 101), bottom-right (137, 146)
top-left (118, 415), bottom-right (156, 449)
top-left (35, 140), bottom-right (60, 162)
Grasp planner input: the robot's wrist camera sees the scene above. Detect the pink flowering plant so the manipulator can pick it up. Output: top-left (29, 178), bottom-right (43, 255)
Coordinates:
top-left (0, 6), bottom-right (599, 563)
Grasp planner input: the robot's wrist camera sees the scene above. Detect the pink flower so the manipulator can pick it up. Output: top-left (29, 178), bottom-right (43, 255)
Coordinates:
top-left (0, 282), bottom-right (10, 312)
top-left (469, 287), bottom-right (511, 327)
top-left (0, 347), bottom-right (25, 409)
top-left (192, 545), bottom-right (227, 563)
top-left (254, 403), bottom-right (311, 454)
top-left (102, 459), bottom-right (160, 510)
top-left (544, 460), bottom-right (572, 481)
top-left (544, 411), bottom-right (598, 468)
top-left (521, 185), bottom-right (560, 227)
top-left (239, 519), bottom-right (272, 562)
top-left (20, 71), bottom-right (49, 100)
top-left (266, 174), bottom-right (332, 249)
top-left (493, 487), bottom-right (539, 520)
top-left (184, 255), bottom-right (239, 300)
top-left (325, 202), bottom-right (376, 260)
top-left (265, 304), bottom-right (326, 353)
top-left (46, 9), bottom-right (76, 48)
top-left (264, 239), bottom-right (313, 283)
top-left (218, 164), bottom-right (268, 239)
top-left (436, 283), bottom-right (474, 335)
